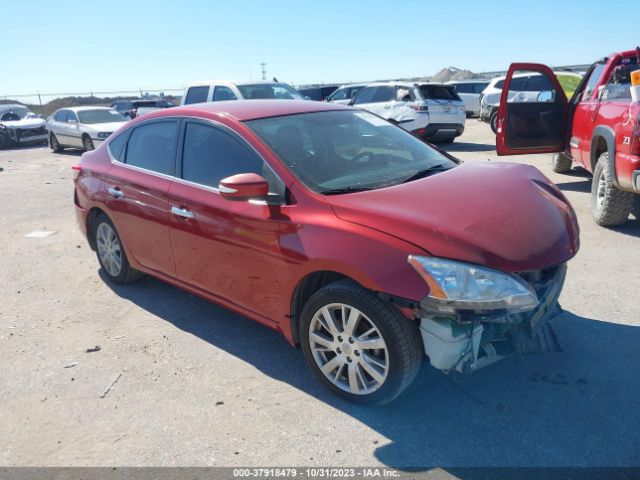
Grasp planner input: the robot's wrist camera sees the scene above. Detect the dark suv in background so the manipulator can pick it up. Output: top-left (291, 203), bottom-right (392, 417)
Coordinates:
top-left (110, 99), bottom-right (175, 119)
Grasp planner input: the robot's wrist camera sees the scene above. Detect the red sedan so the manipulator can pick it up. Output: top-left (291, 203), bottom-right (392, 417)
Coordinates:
top-left (73, 100), bottom-right (579, 404)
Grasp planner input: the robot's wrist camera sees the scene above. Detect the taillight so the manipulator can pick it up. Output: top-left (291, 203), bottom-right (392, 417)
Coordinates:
top-left (631, 114), bottom-right (640, 157)
top-left (410, 104), bottom-right (429, 112)
top-left (71, 164), bottom-right (82, 181)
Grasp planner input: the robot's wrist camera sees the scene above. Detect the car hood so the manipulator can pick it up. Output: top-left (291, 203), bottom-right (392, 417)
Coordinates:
top-left (327, 162), bottom-right (579, 273)
top-left (82, 121), bottom-right (127, 132)
top-left (1, 117), bottom-right (46, 129)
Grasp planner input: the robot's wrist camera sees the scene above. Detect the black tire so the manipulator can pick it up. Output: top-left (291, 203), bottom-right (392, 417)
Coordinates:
top-left (300, 280), bottom-right (423, 405)
top-left (591, 152), bottom-right (634, 226)
top-left (551, 152), bottom-right (572, 173)
top-left (489, 111), bottom-right (498, 134)
top-left (92, 214), bottom-right (144, 284)
top-left (0, 132), bottom-right (11, 149)
top-left (82, 135), bottom-right (95, 151)
top-left (50, 133), bottom-right (63, 152)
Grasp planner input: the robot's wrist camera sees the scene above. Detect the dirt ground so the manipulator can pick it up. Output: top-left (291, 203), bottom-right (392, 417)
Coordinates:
top-left (1, 120), bottom-right (639, 469)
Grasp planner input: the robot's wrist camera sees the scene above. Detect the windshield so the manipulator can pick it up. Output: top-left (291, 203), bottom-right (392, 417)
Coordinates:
top-left (0, 106), bottom-right (31, 120)
top-left (237, 83), bottom-right (303, 100)
top-left (419, 85), bottom-right (461, 101)
top-left (245, 110), bottom-right (456, 194)
top-left (77, 109), bottom-right (126, 124)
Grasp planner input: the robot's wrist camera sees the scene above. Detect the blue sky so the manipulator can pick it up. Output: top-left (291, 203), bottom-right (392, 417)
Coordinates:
top-left (2, 0), bottom-right (638, 97)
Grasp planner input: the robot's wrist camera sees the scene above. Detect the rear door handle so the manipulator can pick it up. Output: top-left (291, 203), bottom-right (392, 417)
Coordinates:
top-left (108, 187), bottom-right (124, 198)
top-left (171, 206), bottom-right (194, 219)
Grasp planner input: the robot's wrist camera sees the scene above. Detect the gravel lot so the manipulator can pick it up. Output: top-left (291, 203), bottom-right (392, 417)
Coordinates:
top-left (1, 120), bottom-right (639, 469)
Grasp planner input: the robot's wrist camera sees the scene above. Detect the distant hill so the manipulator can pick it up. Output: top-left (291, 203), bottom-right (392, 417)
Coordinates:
top-left (430, 67), bottom-right (479, 83)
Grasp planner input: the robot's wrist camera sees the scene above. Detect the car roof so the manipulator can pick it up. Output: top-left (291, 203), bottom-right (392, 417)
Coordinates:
top-left (64, 106), bottom-right (114, 112)
top-left (446, 79), bottom-right (490, 84)
top-left (185, 80), bottom-right (288, 88)
top-left (148, 99), bottom-right (352, 122)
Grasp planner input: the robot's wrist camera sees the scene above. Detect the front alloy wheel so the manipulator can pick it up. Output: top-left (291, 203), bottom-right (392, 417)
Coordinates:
top-left (300, 280), bottom-right (423, 405)
top-left (309, 303), bottom-right (389, 395)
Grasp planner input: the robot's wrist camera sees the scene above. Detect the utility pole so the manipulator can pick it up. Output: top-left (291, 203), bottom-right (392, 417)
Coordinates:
top-left (37, 91), bottom-right (42, 106)
top-left (260, 63), bottom-right (267, 81)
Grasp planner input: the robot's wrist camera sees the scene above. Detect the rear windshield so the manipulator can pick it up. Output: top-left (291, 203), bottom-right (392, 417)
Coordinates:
top-left (77, 109), bottom-right (126, 124)
top-left (237, 83), bottom-right (303, 100)
top-left (418, 85), bottom-right (460, 100)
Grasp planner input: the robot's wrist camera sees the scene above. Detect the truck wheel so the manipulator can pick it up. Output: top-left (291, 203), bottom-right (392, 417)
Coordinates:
top-left (489, 111), bottom-right (498, 134)
top-left (300, 280), bottom-right (423, 405)
top-left (591, 152), bottom-right (634, 226)
top-left (551, 152), bottom-right (572, 173)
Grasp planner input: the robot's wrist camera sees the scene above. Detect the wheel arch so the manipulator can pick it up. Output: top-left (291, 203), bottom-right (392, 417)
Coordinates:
top-left (85, 207), bottom-right (108, 250)
top-left (590, 126), bottom-right (619, 186)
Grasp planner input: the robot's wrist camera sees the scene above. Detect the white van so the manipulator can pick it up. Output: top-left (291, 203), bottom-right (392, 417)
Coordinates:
top-left (446, 79), bottom-right (490, 116)
top-left (181, 80), bottom-right (304, 105)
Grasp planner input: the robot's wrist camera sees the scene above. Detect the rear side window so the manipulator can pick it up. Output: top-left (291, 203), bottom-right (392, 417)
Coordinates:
top-left (125, 120), bottom-right (178, 175)
top-left (525, 75), bottom-right (553, 91)
top-left (475, 82), bottom-right (489, 93)
top-left (452, 83), bottom-right (470, 94)
top-left (212, 86), bottom-right (238, 101)
top-left (107, 132), bottom-right (128, 161)
top-left (372, 86), bottom-right (394, 103)
top-left (181, 122), bottom-right (264, 188)
top-left (184, 86), bottom-right (210, 104)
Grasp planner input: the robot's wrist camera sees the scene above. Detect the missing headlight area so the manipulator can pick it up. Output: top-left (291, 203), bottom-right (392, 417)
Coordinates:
top-left (418, 263), bottom-right (567, 374)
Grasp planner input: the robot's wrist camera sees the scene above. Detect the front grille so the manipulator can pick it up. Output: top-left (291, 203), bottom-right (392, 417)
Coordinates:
top-left (18, 126), bottom-right (46, 138)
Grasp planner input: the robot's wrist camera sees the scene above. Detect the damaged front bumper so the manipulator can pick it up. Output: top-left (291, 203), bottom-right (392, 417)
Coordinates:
top-left (418, 263), bottom-right (567, 373)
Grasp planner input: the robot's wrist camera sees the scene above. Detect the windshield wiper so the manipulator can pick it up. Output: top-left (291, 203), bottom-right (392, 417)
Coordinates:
top-left (400, 165), bottom-right (451, 184)
top-left (320, 186), bottom-right (375, 195)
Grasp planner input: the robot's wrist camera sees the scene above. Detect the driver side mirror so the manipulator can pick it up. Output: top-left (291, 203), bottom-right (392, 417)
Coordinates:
top-left (219, 173), bottom-right (269, 202)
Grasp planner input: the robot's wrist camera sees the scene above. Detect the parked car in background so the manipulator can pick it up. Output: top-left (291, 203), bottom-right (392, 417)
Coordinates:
top-left (497, 48), bottom-right (640, 227)
top-left (351, 82), bottom-right (465, 142)
top-left (180, 80), bottom-right (303, 105)
top-left (0, 104), bottom-right (48, 149)
top-left (47, 107), bottom-right (127, 152)
top-left (298, 85), bottom-right (339, 101)
top-left (73, 100), bottom-right (579, 404)
top-left (447, 79), bottom-right (489, 116)
top-left (326, 84), bottom-right (366, 104)
top-left (111, 99), bottom-right (175, 119)
top-left (480, 73), bottom-right (555, 133)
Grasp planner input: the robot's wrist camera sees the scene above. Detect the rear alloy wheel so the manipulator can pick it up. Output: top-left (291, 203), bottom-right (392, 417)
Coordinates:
top-left (300, 280), bottom-right (423, 405)
top-left (591, 152), bottom-right (634, 226)
top-left (82, 135), bottom-right (95, 151)
top-left (50, 133), bottom-right (63, 152)
top-left (551, 152), bottom-right (572, 173)
top-left (94, 215), bottom-right (143, 284)
top-left (489, 111), bottom-right (498, 134)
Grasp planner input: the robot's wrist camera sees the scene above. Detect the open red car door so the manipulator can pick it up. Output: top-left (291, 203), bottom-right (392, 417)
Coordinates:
top-left (496, 63), bottom-right (569, 156)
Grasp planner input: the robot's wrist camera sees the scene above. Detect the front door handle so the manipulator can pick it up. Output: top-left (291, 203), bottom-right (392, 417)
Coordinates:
top-left (107, 187), bottom-right (124, 198)
top-left (171, 206), bottom-right (194, 219)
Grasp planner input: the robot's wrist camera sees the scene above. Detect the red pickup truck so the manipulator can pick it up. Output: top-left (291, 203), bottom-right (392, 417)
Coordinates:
top-left (495, 48), bottom-right (640, 226)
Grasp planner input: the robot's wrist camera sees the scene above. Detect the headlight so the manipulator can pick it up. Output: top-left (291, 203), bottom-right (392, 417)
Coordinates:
top-left (408, 256), bottom-right (538, 313)
top-left (97, 132), bottom-right (112, 139)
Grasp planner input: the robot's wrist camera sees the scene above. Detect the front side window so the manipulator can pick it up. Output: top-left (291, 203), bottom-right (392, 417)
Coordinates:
top-left (475, 82), bottom-right (489, 93)
top-left (124, 120), bottom-right (178, 175)
top-left (371, 86), bottom-right (394, 103)
top-left (77, 109), bottom-right (126, 124)
top-left (212, 86), bottom-right (238, 101)
top-left (53, 110), bottom-right (66, 122)
top-left (181, 121), bottom-right (283, 196)
top-left (66, 111), bottom-right (78, 122)
top-left (581, 63), bottom-right (605, 101)
top-left (452, 83), bottom-right (471, 94)
top-left (184, 86), bottom-right (210, 104)
top-left (246, 110), bottom-right (456, 194)
top-left (329, 88), bottom-right (348, 101)
top-left (352, 87), bottom-right (376, 105)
